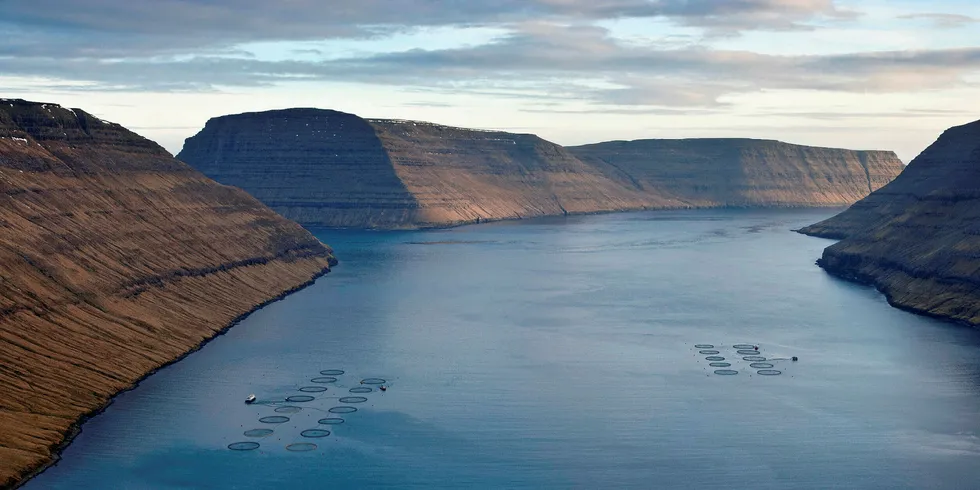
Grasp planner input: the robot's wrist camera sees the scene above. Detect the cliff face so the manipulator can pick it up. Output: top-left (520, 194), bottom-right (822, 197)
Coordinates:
top-left (568, 139), bottom-right (904, 207)
top-left (178, 109), bottom-right (421, 228)
top-left (799, 119), bottom-right (980, 326)
top-left (179, 112), bottom-right (670, 228)
top-left (366, 120), bottom-right (668, 227)
top-left (0, 99), bottom-right (336, 487)
top-left (178, 109), bottom-right (905, 229)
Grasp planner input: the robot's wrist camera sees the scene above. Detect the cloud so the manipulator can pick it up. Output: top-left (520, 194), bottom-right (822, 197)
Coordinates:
top-left (898, 13), bottom-right (977, 28)
top-left (653, 0), bottom-right (858, 33)
top-left (2, 22), bottom-right (980, 108)
top-left (520, 106), bottom-right (722, 115)
top-left (0, 0), bottom-right (853, 58)
top-left (752, 109), bottom-right (977, 120)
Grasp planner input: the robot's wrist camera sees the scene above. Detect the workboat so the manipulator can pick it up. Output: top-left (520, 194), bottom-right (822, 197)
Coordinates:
top-left (245, 394), bottom-right (256, 404)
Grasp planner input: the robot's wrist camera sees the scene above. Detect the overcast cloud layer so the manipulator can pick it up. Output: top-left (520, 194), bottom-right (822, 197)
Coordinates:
top-left (2, 0), bottom-right (979, 160)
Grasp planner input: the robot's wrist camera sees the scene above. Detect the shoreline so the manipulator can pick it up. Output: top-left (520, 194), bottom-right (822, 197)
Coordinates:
top-left (796, 228), bottom-right (980, 330)
top-left (9, 265), bottom-right (333, 490)
top-left (815, 257), bottom-right (980, 330)
top-left (302, 203), bottom-right (852, 232)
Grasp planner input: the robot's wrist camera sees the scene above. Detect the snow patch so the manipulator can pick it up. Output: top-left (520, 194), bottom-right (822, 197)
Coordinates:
top-left (12, 137), bottom-right (28, 143)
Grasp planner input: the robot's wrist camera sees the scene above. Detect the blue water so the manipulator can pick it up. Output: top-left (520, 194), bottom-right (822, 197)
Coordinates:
top-left (26, 209), bottom-right (980, 489)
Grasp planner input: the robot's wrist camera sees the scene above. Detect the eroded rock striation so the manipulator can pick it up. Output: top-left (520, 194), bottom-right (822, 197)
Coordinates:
top-left (0, 99), bottom-right (336, 488)
top-left (569, 138), bottom-right (904, 207)
top-left (178, 109), bottom-right (905, 229)
top-left (800, 119), bottom-right (980, 326)
top-left (179, 111), bottom-right (669, 228)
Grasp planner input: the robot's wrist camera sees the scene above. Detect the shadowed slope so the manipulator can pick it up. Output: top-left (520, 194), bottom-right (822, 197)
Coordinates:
top-left (0, 99), bottom-right (336, 488)
top-left (800, 119), bottom-right (980, 325)
top-left (178, 109), bottom-right (422, 228)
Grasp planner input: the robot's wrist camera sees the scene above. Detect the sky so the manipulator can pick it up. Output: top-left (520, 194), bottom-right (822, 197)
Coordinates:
top-left (2, 0), bottom-right (980, 162)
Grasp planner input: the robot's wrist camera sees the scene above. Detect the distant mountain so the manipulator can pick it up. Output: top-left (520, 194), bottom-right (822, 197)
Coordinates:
top-left (568, 138), bottom-right (904, 208)
top-left (178, 109), bottom-right (905, 229)
top-left (800, 119), bottom-right (980, 326)
top-left (0, 99), bottom-right (335, 487)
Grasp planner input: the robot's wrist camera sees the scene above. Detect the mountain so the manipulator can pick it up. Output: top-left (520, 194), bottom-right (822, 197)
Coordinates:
top-left (800, 119), bottom-right (980, 326)
top-left (177, 109), bottom-right (905, 229)
top-left (568, 138), bottom-right (904, 207)
top-left (177, 110), bottom-right (669, 228)
top-left (0, 99), bottom-right (336, 487)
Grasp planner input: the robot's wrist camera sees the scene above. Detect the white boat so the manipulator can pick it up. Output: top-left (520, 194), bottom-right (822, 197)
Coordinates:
top-left (245, 394), bottom-right (256, 404)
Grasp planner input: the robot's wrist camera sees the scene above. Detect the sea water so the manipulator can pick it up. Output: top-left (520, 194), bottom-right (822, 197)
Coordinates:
top-left (26, 209), bottom-right (980, 489)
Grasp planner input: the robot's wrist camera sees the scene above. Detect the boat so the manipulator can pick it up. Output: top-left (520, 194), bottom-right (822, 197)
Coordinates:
top-left (245, 394), bottom-right (256, 404)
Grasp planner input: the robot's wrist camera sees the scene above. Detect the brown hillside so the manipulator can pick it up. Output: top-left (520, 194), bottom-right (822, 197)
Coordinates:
top-left (0, 99), bottom-right (336, 488)
top-left (800, 119), bottom-right (980, 326)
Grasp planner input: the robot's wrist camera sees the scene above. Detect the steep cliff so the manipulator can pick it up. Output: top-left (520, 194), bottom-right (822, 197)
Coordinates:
top-left (0, 99), bottom-right (336, 488)
top-left (365, 120), bottom-right (669, 227)
top-left (178, 109), bottom-right (904, 229)
top-left (179, 111), bottom-right (671, 228)
top-left (177, 109), bottom-right (421, 228)
top-left (568, 139), bottom-right (904, 207)
top-left (800, 119), bottom-right (980, 326)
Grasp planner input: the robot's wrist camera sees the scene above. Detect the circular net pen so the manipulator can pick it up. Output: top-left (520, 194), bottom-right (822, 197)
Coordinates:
top-left (228, 442), bottom-right (260, 451)
top-left (299, 386), bottom-right (328, 393)
top-left (301, 429), bottom-right (331, 438)
top-left (286, 443), bottom-right (318, 452)
top-left (339, 396), bottom-right (368, 404)
top-left (244, 429), bottom-right (274, 438)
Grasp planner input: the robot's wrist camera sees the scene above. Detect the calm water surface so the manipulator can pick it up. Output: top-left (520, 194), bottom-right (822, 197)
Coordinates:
top-left (27, 209), bottom-right (980, 489)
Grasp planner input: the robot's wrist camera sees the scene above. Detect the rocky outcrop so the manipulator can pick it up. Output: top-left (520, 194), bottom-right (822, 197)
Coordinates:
top-left (0, 99), bottom-right (336, 488)
top-left (800, 119), bottom-right (980, 326)
top-left (568, 139), bottom-right (904, 207)
top-left (178, 109), bottom-right (905, 229)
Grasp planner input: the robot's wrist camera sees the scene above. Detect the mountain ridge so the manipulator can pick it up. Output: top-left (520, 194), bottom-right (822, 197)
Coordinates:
top-left (178, 108), bottom-right (906, 229)
top-left (0, 99), bottom-right (337, 488)
top-left (799, 118), bottom-right (980, 326)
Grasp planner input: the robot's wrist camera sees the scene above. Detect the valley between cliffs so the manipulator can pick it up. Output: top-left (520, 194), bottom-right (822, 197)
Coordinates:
top-left (0, 100), bottom-right (336, 488)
